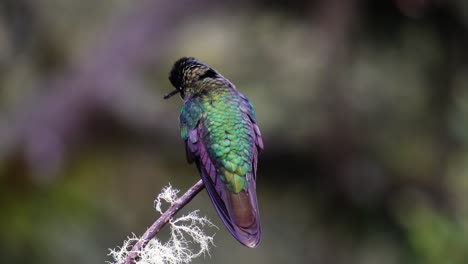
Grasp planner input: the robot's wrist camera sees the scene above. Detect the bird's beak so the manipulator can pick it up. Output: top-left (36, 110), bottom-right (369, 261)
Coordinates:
top-left (163, 89), bottom-right (180, 99)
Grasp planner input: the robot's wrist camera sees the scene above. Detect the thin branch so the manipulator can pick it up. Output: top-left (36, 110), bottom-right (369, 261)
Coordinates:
top-left (123, 179), bottom-right (205, 264)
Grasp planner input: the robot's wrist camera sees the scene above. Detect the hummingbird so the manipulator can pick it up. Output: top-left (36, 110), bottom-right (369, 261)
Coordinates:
top-left (164, 57), bottom-right (264, 248)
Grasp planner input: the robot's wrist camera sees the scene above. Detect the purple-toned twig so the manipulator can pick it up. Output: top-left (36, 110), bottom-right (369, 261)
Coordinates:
top-left (123, 179), bottom-right (205, 264)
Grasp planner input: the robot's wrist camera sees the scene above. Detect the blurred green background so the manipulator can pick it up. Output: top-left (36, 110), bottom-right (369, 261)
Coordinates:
top-left (1, 0), bottom-right (468, 263)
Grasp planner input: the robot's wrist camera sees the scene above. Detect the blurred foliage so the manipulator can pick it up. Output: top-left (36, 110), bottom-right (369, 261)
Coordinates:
top-left (1, 0), bottom-right (468, 263)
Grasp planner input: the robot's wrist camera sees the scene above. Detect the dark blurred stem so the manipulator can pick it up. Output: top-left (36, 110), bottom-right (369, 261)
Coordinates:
top-left (123, 179), bottom-right (205, 264)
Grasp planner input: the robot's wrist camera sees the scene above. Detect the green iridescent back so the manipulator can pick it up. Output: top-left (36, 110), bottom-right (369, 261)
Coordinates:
top-left (180, 78), bottom-right (256, 193)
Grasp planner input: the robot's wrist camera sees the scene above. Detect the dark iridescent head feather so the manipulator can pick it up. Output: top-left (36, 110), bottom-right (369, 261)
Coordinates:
top-left (169, 57), bottom-right (198, 88)
top-left (169, 57), bottom-right (218, 87)
top-left (168, 57), bottom-right (220, 100)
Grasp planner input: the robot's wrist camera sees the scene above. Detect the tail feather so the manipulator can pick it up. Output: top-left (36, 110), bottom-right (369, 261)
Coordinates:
top-left (196, 162), bottom-right (261, 248)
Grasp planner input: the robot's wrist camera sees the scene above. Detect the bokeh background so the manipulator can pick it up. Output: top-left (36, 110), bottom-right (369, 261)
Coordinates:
top-left (1, 0), bottom-right (468, 263)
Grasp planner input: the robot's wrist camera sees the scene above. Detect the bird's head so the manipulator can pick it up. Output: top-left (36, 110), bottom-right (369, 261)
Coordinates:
top-left (165, 57), bottom-right (219, 101)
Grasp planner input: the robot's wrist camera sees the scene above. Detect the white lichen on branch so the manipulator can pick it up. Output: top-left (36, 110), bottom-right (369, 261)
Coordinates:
top-left (108, 184), bottom-right (216, 264)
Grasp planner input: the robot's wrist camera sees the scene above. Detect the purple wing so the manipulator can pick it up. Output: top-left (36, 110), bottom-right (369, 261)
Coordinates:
top-left (185, 118), bottom-right (262, 248)
top-left (252, 122), bottom-right (263, 181)
top-left (238, 91), bottom-right (264, 180)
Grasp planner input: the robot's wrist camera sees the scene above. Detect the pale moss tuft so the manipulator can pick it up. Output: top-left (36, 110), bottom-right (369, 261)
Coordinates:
top-left (108, 184), bottom-right (217, 264)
